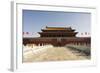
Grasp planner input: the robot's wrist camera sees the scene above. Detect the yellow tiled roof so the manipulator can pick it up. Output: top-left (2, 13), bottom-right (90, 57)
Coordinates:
top-left (43, 26), bottom-right (72, 30)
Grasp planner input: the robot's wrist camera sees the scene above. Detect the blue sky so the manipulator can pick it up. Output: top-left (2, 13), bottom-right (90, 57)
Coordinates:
top-left (23, 10), bottom-right (91, 37)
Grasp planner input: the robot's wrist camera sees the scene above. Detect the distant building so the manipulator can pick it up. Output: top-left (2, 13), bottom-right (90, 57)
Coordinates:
top-left (23, 26), bottom-right (90, 46)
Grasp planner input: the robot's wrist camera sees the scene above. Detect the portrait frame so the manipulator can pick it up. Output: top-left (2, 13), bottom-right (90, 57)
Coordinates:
top-left (11, 1), bottom-right (97, 71)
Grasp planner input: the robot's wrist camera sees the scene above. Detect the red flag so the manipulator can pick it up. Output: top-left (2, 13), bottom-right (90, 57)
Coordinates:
top-left (23, 32), bottom-right (24, 35)
top-left (85, 32), bottom-right (87, 35)
top-left (26, 32), bottom-right (29, 35)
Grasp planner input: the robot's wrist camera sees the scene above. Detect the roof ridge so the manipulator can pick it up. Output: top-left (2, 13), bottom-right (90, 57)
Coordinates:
top-left (46, 26), bottom-right (71, 29)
